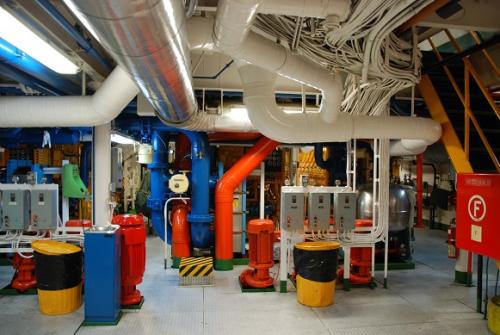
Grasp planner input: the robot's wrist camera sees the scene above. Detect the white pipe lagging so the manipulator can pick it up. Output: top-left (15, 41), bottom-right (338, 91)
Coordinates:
top-left (237, 63), bottom-right (442, 145)
top-left (212, 0), bottom-right (350, 123)
top-left (0, 67), bottom-right (138, 127)
top-left (93, 123), bottom-right (112, 227)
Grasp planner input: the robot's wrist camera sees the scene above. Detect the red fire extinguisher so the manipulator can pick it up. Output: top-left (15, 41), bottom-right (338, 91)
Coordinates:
top-left (447, 219), bottom-right (458, 259)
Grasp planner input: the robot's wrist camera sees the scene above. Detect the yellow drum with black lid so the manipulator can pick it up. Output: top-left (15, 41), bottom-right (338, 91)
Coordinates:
top-left (32, 240), bottom-right (82, 315)
top-left (294, 241), bottom-right (340, 307)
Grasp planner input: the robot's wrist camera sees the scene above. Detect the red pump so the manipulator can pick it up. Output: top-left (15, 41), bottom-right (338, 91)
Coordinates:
top-left (349, 219), bottom-right (373, 285)
top-left (171, 203), bottom-right (191, 260)
top-left (112, 214), bottom-right (146, 306)
top-left (11, 254), bottom-right (36, 292)
top-left (240, 219), bottom-right (275, 289)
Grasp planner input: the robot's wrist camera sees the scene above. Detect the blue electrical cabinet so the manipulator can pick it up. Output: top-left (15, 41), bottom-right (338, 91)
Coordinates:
top-left (84, 225), bottom-right (121, 325)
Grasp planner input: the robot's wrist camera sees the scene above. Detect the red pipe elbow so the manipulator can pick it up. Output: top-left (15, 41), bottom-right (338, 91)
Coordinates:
top-left (214, 137), bottom-right (279, 270)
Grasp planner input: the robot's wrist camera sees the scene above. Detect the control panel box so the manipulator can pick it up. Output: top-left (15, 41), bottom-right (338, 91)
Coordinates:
top-left (307, 187), bottom-right (331, 231)
top-left (334, 192), bottom-right (356, 230)
top-left (30, 184), bottom-right (58, 230)
top-left (280, 186), bottom-right (305, 230)
top-left (456, 173), bottom-right (500, 259)
top-left (0, 184), bottom-right (30, 230)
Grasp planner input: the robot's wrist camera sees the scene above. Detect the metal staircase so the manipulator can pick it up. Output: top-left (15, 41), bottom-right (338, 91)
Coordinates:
top-left (418, 30), bottom-right (500, 173)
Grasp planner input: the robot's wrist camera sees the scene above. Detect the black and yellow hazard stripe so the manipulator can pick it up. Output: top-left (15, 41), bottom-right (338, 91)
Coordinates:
top-left (179, 257), bottom-right (213, 277)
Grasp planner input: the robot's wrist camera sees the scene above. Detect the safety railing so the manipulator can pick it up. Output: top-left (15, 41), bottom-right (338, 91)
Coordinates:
top-left (426, 29), bottom-right (500, 172)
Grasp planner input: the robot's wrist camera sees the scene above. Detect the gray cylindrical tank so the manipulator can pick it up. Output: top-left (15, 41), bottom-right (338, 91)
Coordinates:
top-left (357, 184), bottom-right (415, 231)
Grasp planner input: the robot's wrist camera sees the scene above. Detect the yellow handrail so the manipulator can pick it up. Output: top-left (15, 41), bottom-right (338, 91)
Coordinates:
top-left (444, 29), bottom-right (500, 120)
top-left (427, 35), bottom-right (500, 172)
top-left (469, 31), bottom-right (500, 78)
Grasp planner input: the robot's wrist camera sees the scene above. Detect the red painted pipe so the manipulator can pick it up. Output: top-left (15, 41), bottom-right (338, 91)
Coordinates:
top-left (174, 133), bottom-right (192, 171)
top-left (208, 132), bottom-right (261, 142)
top-left (415, 153), bottom-right (424, 228)
top-left (215, 137), bottom-right (279, 270)
top-left (171, 203), bottom-right (191, 259)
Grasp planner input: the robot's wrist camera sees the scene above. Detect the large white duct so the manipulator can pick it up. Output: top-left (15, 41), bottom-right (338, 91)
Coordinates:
top-left (0, 67), bottom-right (138, 127)
top-left (212, 0), bottom-right (351, 123)
top-left (238, 64), bottom-right (441, 146)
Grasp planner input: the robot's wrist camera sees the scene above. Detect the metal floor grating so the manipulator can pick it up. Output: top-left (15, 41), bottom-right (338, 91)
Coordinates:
top-left (0, 228), bottom-right (494, 335)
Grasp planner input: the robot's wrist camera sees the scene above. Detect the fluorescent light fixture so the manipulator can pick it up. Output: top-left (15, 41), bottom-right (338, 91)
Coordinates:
top-left (111, 133), bottom-right (136, 145)
top-left (0, 6), bottom-right (79, 74)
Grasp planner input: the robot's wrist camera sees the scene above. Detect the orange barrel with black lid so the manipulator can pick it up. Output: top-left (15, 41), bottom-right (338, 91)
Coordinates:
top-left (32, 240), bottom-right (82, 315)
top-left (294, 241), bottom-right (340, 307)
top-left (111, 214), bottom-right (146, 306)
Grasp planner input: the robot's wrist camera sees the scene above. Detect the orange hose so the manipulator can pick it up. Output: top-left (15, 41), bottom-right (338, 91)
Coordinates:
top-left (214, 137), bottom-right (279, 270)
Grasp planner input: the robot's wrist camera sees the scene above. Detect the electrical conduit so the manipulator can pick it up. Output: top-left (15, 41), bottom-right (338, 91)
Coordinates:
top-left (215, 137), bottom-right (279, 270)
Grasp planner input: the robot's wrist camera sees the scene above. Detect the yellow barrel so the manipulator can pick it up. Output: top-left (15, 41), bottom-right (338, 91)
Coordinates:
top-left (294, 241), bottom-right (340, 307)
top-left (32, 240), bottom-right (83, 315)
top-left (489, 296), bottom-right (500, 335)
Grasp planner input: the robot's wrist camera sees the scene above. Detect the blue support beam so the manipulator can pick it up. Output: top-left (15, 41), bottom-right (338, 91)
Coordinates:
top-left (35, 0), bottom-right (112, 72)
top-left (0, 38), bottom-right (81, 95)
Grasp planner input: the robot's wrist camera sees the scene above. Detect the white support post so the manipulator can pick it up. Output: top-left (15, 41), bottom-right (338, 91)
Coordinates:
top-left (62, 159), bottom-right (70, 225)
top-left (93, 123), bottom-right (112, 226)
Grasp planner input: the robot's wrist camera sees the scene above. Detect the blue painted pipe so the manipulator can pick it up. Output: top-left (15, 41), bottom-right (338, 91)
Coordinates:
top-left (36, 0), bottom-right (112, 72)
top-left (0, 38), bottom-right (81, 95)
top-left (183, 132), bottom-right (213, 249)
top-left (115, 117), bottom-right (213, 247)
top-left (147, 131), bottom-right (170, 242)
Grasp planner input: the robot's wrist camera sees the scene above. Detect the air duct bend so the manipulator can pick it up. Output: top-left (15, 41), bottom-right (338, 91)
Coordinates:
top-left (212, 0), bottom-right (350, 123)
top-left (215, 136), bottom-right (279, 270)
top-left (238, 64), bottom-right (441, 146)
top-left (0, 67), bottom-right (138, 127)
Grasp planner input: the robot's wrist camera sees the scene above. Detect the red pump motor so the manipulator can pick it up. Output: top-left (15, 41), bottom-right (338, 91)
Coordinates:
top-left (349, 219), bottom-right (373, 285)
top-left (240, 219), bottom-right (274, 288)
top-left (11, 254), bottom-right (36, 292)
top-left (112, 214), bottom-right (146, 306)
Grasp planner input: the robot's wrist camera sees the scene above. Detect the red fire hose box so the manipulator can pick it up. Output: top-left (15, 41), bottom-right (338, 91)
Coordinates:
top-left (112, 214), bottom-right (146, 306)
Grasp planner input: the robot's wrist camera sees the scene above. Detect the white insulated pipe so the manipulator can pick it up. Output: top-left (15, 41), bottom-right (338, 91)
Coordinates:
top-left (0, 67), bottom-right (138, 127)
top-left (93, 123), bottom-right (112, 227)
top-left (238, 64), bottom-right (442, 145)
top-left (212, 0), bottom-right (350, 123)
top-left (189, 17), bottom-right (343, 123)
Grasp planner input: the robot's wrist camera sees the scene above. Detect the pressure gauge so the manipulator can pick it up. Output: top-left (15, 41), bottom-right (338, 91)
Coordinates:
top-left (169, 174), bottom-right (189, 194)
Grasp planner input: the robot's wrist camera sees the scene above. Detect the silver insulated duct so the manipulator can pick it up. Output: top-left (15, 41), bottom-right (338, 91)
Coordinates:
top-left (66, 0), bottom-right (254, 132)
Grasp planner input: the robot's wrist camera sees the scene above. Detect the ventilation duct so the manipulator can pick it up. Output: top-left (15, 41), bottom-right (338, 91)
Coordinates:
top-left (65, 0), bottom-right (253, 132)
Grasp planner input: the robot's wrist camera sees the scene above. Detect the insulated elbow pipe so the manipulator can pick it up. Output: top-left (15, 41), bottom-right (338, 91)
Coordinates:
top-left (215, 136), bottom-right (279, 270)
top-left (0, 66), bottom-right (138, 127)
top-left (238, 64), bottom-right (441, 146)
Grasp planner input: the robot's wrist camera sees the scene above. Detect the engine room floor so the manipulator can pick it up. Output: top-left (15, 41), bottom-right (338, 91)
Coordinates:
top-left (0, 228), bottom-right (495, 335)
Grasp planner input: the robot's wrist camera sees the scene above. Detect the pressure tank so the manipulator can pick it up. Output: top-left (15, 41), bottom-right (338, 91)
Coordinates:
top-left (357, 184), bottom-right (415, 231)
